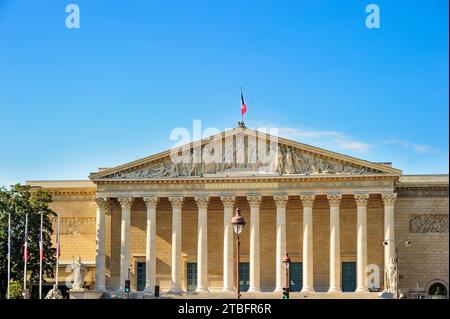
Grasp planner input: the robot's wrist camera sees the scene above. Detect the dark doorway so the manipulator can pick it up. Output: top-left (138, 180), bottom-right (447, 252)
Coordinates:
top-left (289, 262), bottom-right (303, 292)
top-left (239, 262), bottom-right (250, 292)
top-left (187, 262), bottom-right (197, 291)
top-left (136, 262), bottom-right (146, 291)
top-left (342, 262), bottom-right (356, 292)
top-left (429, 282), bottom-right (448, 298)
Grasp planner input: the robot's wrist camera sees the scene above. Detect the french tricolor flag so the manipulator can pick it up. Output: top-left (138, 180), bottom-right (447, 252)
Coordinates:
top-left (23, 214), bottom-right (28, 262)
top-left (39, 225), bottom-right (44, 261)
top-left (56, 215), bottom-right (61, 258)
top-left (241, 90), bottom-right (247, 119)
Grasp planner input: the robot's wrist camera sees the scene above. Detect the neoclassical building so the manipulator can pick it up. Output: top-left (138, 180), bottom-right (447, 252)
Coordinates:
top-left (27, 127), bottom-right (449, 298)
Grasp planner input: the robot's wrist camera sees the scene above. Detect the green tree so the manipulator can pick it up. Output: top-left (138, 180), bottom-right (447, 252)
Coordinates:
top-left (0, 184), bottom-right (56, 299)
top-left (8, 279), bottom-right (23, 299)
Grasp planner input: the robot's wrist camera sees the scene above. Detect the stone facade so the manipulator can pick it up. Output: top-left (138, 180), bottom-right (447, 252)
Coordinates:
top-left (26, 128), bottom-right (449, 298)
top-left (394, 179), bottom-right (449, 296)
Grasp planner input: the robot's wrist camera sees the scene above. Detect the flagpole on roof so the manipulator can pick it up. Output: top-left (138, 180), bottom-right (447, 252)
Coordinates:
top-left (240, 87), bottom-right (247, 128)
top-left (7, 212), bottom-right (11, 299)
top-left (39, 212), bottom-right (43, 299)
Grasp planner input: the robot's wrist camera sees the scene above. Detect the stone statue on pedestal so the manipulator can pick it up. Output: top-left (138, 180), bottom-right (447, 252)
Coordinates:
top-left (385, 257), bottom-right (397, 293)
top-left (45, 284), bottom-right (64, 299)
top-left (70, 256), bottom-right (85, 290)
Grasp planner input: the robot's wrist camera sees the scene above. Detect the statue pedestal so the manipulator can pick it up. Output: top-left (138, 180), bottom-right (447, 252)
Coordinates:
top-left (69, 288), bottom-right (103, 299)
top-left (379, 291), bottom-right (394, 299)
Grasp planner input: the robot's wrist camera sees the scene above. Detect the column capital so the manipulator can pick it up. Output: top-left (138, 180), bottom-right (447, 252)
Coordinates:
top-left (300, 194), bottom-right (315, 208)
top-left (354, 193), bottom-right (369, 207)
top-left (220, 196), bottom-right (235, 208)
top-left (382, 193), bottom-right (397, 206)
top-left (195, 196), bottom-right (210, 209)
top-left (94, 197), bottom-right (108, 209)
top-left (327, 194), bottom-right (342, 207)
top-left (247, 195), bottom-right (262, 208)
top-left (143, 196), bottom-right (159, 209)
top-left (118, 197), bottom-right (134, 209)
top-left (169, 196), bottom-right (184, 209)
top-left (273, 195), bottom-right (289, 208)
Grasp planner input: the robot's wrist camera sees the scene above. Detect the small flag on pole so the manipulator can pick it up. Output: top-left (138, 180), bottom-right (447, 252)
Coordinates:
top-left (7, 213), bottom-right (11, 299)
top-left (39, 219), bottom-right (44, 261)
top-left (55, 214), bottom-right (61, 288)
top-left (23, 213), bottom-right (28, 296)
top-left (56, 215), bottom-right (61, 257)
top-left (8, 214), bottom-right (12, 257)
top-left (56, 215), bottom-right (60, 257)
top-left (39, 213), bottom-right (43, 299)
top-left (241, 89), bottom-right (247, 120)
top-left (23, 214), bottom-right (28, 262)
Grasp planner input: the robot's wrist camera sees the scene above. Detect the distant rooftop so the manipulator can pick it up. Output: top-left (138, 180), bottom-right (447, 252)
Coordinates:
top-left (398, 174), bottom-right (449, 185)
top-left (26, 180), bottom-right (95, 188)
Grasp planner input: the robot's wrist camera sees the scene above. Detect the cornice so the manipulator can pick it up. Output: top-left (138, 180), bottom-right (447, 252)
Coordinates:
top-left (91, 173), bottom-right (398, 185)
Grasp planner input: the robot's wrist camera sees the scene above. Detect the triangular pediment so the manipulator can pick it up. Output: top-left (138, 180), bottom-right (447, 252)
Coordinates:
top-left (89, 127), bottom-right (401, 180)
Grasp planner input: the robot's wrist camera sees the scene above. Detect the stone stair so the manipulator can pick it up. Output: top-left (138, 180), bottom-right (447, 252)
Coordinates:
top-left (103, 291), bottom-right (385, 299)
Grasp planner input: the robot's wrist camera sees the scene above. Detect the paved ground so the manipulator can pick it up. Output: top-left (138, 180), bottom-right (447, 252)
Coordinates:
top-left (105, 291), bottom-right (385, 299)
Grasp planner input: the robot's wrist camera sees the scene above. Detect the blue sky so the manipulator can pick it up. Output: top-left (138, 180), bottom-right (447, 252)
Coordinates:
top-left (0, 0), bottom-right (448, 185)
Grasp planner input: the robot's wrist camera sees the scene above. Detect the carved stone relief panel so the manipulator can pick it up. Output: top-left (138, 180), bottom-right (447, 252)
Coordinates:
top-left (409, 215), bottom-right (449, 233)
top-left (58, 217), bottom-right (96, 235)
top-left (104, 137), bottom-right (382, 179)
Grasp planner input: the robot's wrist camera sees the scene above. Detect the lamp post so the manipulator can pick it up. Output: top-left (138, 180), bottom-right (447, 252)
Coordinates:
top-left (231, 208), bottom-right (246, 299)
top-left (282, 253), bottom-right (291, 299)
top-left (383, 239), bottom-right (411, 299)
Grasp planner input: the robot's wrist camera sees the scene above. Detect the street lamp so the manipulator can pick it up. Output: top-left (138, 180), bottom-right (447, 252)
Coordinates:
top-left (231, 208), bottom-right (246, 299)
top-left (383, 239), bottom-right (411, 298)
top-left (282, 253), bottom-right (291, 299)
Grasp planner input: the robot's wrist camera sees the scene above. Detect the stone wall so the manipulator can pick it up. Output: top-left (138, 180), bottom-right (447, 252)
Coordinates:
top-left (395, 193), bottom-right (449, 295)
top-left (47, 190), bottom-right (448, 295)
top-left (49, 199), bottom-right (97, 263)
top-left (105, 195), bottom-right (385, 292)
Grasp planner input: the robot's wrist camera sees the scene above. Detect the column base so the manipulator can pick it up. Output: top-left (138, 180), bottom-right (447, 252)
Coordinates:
top-left (355, 287), bottom-right (369, 293)
top-left (142, 288), bottom-right (155, 295)
top-left (168, 288), bottom-right (184, 294)
top-left (247, 287), bottom-right (261, 293)
top-left (301, 287), bottom-right (315, 293)
top-left (327, 288), bottom-right (342, 293)
top-left (273, 287), bottom-right (284, 293)
top-left (116, 288), bottom-right (133, 293)
top-left (95, 287), bottom-right (106, 292)
top-left (222, 288), bottom-right (235, 293)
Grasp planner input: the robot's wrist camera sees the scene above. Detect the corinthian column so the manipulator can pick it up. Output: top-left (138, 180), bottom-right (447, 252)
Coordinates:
top-left (195, 196), bottom-right (210, 292)
top-left (382, 193), bottom-right (397, 287)
top-left (247, 195), bottom-right (262, 292)
top-left (143, 196), bottom-right (159, 294)
top-left (354, 193), bottom-right (369, 293)
top-left (327, 194), bottom-right (342, 293)
top-left (118, 197), bottom-right (134, 291)
top-left (168, 196), bottom-right (184, 293)
top-left (94, 197), bottom-right (108, 291)
top-left (221, 196), bottom-right (235, 292)
top-left (300, 194), bottom-right (315, 293)
top-left (273, 195), bottom-right (288, 292)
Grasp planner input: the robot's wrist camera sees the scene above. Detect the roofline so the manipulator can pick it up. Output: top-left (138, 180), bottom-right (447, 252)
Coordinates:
top-left (89, 127), bottom-right (402, 179)
top-left (26, 180), bottom-right (96, 189)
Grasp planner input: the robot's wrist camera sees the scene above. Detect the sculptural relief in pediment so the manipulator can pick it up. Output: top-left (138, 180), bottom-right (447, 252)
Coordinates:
top-left (104, 138), bottom-right (382, 179)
